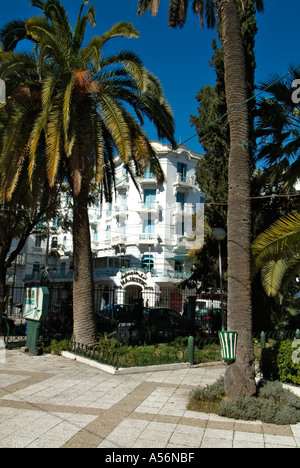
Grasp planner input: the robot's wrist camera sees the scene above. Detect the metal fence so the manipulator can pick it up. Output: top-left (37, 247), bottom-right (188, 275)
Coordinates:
top-left (2, 284), bottom-right (201, 347)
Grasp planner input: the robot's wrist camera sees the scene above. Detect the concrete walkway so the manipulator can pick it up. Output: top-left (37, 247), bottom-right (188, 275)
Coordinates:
top-left (0, 350), bottom-right (299, 449)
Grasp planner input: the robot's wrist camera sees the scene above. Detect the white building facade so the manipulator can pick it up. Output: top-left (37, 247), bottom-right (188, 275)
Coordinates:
top-left (10, 142), bottom-right (204, 314)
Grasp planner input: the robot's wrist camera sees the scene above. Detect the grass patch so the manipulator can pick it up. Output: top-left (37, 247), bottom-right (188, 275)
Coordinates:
top-left (188, 377), bottom-right (300, 425)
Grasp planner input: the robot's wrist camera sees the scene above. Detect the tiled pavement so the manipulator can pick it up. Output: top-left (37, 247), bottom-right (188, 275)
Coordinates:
top-left (0, 350), bottom-right (299, 448)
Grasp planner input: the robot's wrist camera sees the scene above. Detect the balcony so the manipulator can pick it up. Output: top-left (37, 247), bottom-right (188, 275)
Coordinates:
top-left (94, 268), bottom-right (120, 279)
top-left (111, 235), bottom-right (128, 247)
top-left (172, 202), bottom-right (194, 219)
top-left (112, 204), bottom-right (128, 219)
top-left (138, 233), bottom-right (159, 246)
top-left (172, 235), bottom-right (193, 254)
top-left (173, 173), bottom-right (196, 192)
top-left (139, 174), bottom-right (157, 185)
top-left (137, 200), bottom-right (160, 215)
top-left (151, 269), bottom-right (192, 281)
top-left (116, 175), bottom-right (130, 191)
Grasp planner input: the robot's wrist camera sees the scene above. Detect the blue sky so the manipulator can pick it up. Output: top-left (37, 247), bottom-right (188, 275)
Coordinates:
top-left (1, 0), bottom-right (299, 153)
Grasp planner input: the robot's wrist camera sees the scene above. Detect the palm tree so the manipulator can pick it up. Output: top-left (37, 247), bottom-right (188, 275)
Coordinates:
top-left (252, 211), bottom-right (300, 298)
top-left (0, 0), bottom-right (175, 346)
top-left (138, 0), bottom-right (264, 398)
top-left (256, 66), bottom-right (300, 191)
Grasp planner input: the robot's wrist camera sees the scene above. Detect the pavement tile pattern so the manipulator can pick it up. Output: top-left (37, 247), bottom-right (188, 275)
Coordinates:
top-left (0, 350), bottom-right (299, 448)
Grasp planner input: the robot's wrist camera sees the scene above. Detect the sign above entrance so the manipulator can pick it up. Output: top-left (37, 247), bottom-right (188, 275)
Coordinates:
top-left (120, 270), bottom-right (147, 288)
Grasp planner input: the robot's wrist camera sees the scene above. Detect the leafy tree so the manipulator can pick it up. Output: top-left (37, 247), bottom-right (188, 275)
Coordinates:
top-left (137, 0), bottom-right (264, 398)
top-left (0, 172), bottom-right (59, 330)
top-left (0, 0), bottom-right (175, 346)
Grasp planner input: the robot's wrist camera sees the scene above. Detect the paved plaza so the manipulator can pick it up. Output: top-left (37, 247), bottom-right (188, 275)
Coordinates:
top-left (0, 350), bottom-right (299, 449)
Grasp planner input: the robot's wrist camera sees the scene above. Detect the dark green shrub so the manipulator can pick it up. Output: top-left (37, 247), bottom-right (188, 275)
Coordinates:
top-left (277, 339), bottom-right (300, 386)
top-left (260, 339), bottom-right (300, 386)
top-left (44, 339), bottom-right (71, 355)
top-left (260, 344), bottom-right (280, 381)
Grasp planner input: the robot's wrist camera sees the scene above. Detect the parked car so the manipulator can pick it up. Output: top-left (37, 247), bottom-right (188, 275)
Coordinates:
top-left (142, 307), bottom-right (193, 341)
top-left (96, 305), bottom-right (194, 341)
top-left (96, 305), bottom-right (135, 334)
top-left (195, 308), bottom-right (225, 332)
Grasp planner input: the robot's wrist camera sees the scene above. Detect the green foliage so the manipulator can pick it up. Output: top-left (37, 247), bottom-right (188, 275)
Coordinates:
top-left (260, 339), bottom-right (300, 386)
top-left (277, 339), bottom-right (300, 386)
top-left (191, 377), bottom-right (225, 404)
top-left (44, 338), bottom-right (71, 355)
top-left (74, 336), bottom-right (220, 368)
top-left (220, 380), bottom-right (300, 425)
top-left (189, 377), bottom-right (300, 425)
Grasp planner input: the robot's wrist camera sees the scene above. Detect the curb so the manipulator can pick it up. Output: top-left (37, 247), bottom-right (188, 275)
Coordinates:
top-left (61, 350), bottom-right (191, 375)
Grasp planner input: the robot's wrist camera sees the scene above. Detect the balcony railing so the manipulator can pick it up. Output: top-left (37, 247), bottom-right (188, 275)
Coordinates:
top-left (116, 175), bottom-right (130, 191)
top-left (173, 173), bottom-right (196, 191)
top-left (111, 235), bottom-right (128, 246)
top-left (138, 233), bottom-right (158, 245)
top-left (137, 201), bottom-right (160, 213)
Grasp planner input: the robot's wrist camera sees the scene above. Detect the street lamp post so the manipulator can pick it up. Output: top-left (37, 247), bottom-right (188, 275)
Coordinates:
top-left (213, 228), bottom-right (226, 332)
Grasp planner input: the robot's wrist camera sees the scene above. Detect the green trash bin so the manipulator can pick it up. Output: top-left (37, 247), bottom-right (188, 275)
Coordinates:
top-left (218, 331), bottom-right (238, 362)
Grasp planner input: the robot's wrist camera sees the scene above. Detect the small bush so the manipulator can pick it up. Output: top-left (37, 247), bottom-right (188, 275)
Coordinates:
top-left (260, 339), bottom-right (300, 386)
top-left (188, 378), bottom-right (300, 425)
top-left (188, 377), bottom-right (225, 413)
top-left (44, 339), bottom-right (71, 355)
top-left (277, 339), bottom-right (300, 386)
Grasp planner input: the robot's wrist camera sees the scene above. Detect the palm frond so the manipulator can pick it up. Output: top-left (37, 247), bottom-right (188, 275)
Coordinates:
top-left (137, 0), bottom-right (158, 16)
top-left (73, 2), bottom-right (96, 53)
top-left (25, 16), bottom-right (69, 68)
top-left (261, 259), bottom-right (290, 298)
top-left (168, 0), bottom-right (189, 28)
top-left (97, 21), bottom-right (140, 48)
top-left (62, 73), bottom-right (77, 156)
top-left (45, 101), bottom-right (62, 186)
top-left (252, 211), bottom-right (300, 276)
top-left (98, 93), bottom-right (132, 164)
top-left (0, 20), bottom-right (29, 51)
top-left (42, 0), bottom-right (73, 45)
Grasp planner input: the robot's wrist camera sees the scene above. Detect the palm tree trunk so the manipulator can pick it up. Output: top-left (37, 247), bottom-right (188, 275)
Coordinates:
top-left (71, 180), bottom-right (97, 347)
top-left (217, 0), bottom-right (256, 398)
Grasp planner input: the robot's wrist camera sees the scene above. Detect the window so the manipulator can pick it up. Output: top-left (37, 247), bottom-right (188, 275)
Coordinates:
top-left (106, 225), bottom-right (111, 239)
top-left (32, 262), bottom-right (40, 277)
top-left (143, 189), bottom-right (156, 208)
top-left (143, 213), bottom-right (155, 234)
top-left (93, 228), bottom-right (98, 242)
top-left (177, 163), bottom-right (187, 182)
top-left (175, 260), bottom-right (184, 272)
top-left (120, 221), bottom-right (126, 236)
top-left (144, 166), bottom-right (155, 179)
top-left (35, 236), bottom-right (42, 248)
top-left (176, 192), bottom-right (185, 209)
top-left (106, 203), bottom-right (112, 217)
top-left (51, 237), bottom-right (58, 248)
top-left (142, 254), bottom-right (154, 272)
